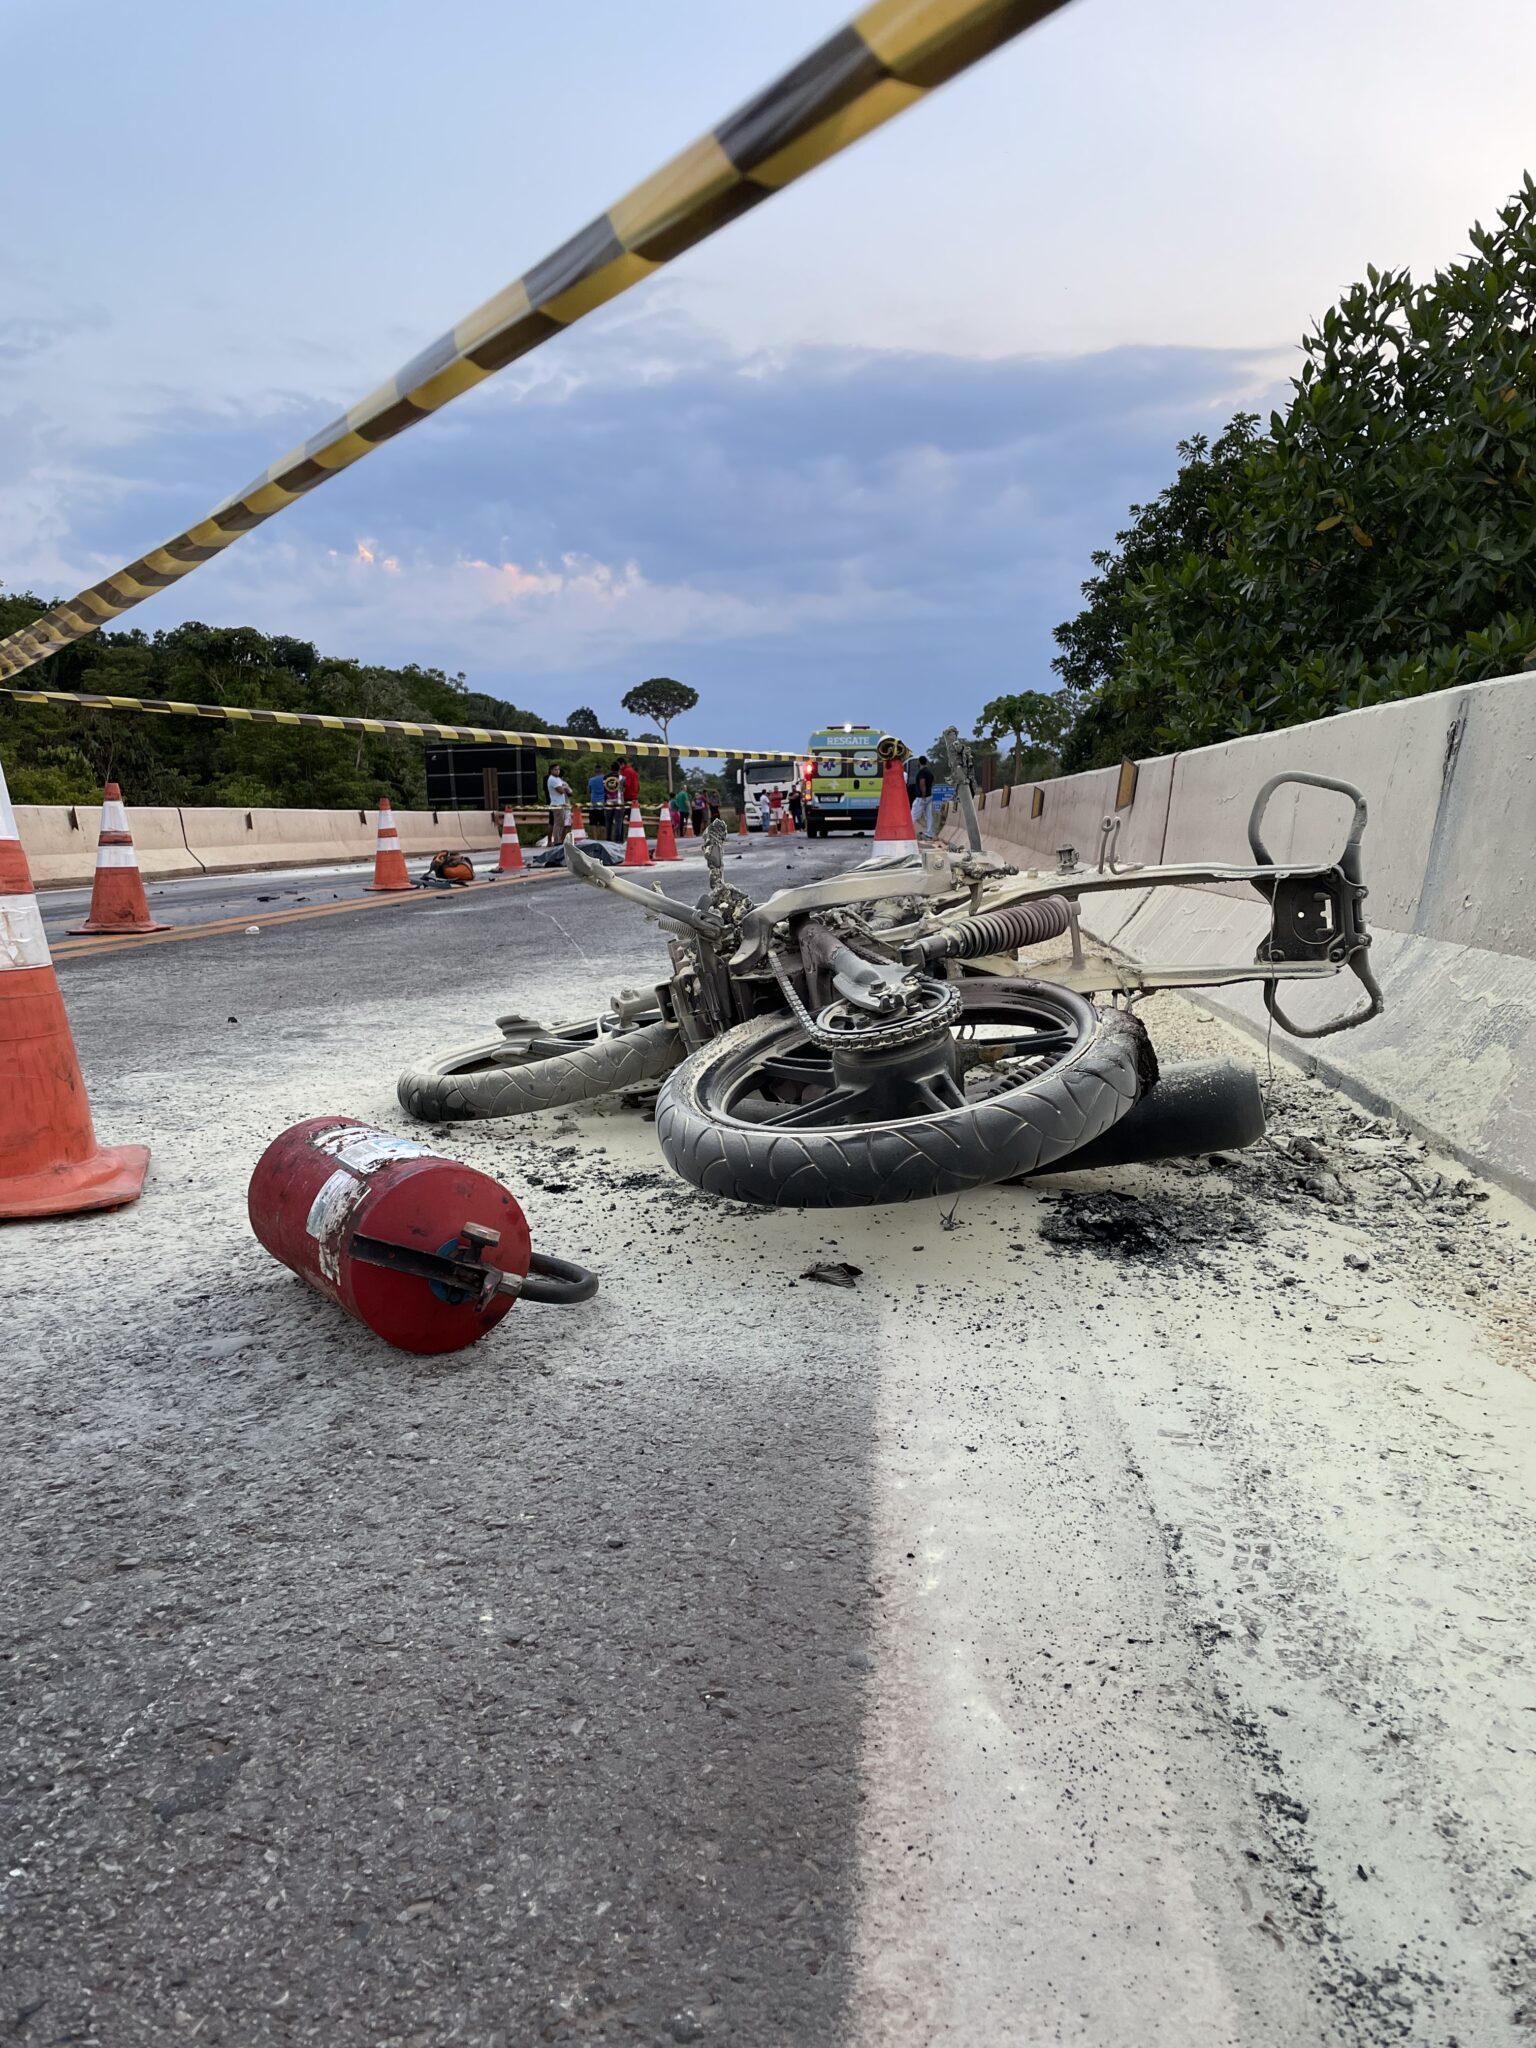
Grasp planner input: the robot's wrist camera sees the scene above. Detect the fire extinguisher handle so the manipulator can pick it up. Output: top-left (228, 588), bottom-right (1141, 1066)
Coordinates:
top-left (513, 1250), bottom-right (600, 1306)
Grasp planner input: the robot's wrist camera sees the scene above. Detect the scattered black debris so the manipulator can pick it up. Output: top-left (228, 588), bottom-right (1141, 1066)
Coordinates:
top-left (1037, 1188), bottom-right (1263, 1269)
top-left (801, 1261), bottom-right (862, 1288)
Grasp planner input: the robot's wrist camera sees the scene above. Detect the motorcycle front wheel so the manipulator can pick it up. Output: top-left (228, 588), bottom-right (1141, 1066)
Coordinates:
top-left (654, 980), bottom-right (1151, 1207)
top-left (397, 1010), bottom-right (680, 1123)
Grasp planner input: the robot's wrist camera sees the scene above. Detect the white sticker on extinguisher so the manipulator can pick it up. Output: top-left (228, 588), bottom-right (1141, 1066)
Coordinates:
top-left (305, 1168), bottom-right (366, 1283)
top-left (310, 1127), bottom-right (437, 1175)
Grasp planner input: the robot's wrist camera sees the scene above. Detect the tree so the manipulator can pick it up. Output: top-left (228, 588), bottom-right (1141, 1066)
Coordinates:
top-left (621, 677), bottom-right (698, 781)
top-left (563, 705), bottom-right (605, 737)
top-left (973, 690), bottom-right (1070, 783)
top-left (1052, 416), bottom-right (1260, 767)
top-left (1055, 176), bottom-right (1536, 768)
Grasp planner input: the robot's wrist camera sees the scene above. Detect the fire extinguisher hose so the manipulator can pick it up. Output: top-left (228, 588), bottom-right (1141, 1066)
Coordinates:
top-left (518, 1250), bottom-right (601, 1305)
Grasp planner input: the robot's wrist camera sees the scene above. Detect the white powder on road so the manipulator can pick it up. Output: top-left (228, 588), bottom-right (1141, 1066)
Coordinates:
top-left (7, 928), bottom-right (1533, 2045)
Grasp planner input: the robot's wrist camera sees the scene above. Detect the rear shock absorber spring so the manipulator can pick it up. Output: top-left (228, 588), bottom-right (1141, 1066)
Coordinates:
top-left (908, 897), bottom-right (1071, 966)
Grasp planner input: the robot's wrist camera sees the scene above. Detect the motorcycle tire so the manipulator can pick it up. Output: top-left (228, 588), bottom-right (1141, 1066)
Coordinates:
top-left (655, 988), bottom-right (1149, 1208)
top-left (398, 1015), bottom-right (681, 1123)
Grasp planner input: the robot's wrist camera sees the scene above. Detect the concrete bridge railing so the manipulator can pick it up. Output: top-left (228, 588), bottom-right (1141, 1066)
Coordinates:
top-left (966, 673), bottom-right (1536, 1200)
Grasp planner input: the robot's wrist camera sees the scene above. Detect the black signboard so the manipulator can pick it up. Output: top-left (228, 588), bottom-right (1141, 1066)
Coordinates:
top-left (425, 744), bottom-right (540, 812)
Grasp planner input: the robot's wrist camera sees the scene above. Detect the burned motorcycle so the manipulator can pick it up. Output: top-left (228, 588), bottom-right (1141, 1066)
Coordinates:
top-left (398, 750), bottom-right (1382, 1209)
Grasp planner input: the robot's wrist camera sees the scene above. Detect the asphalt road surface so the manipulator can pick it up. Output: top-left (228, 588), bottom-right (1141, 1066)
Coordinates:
top-left (34, 833), bottom-right (800, 944)
top-left (4, 839), bottom-right (1534, 2047)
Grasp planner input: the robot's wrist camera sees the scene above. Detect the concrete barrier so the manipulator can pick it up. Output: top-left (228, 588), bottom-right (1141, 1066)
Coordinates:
top-left (20, 802), bottom-right (505, 883)
top-left (965, 674), bottom-right (1536, 1199)
top-left (17, 803), bottom-right (202, 885)
top-left (458, 810), bottom-right (500, 853)
top-left (17, 804), bottom-right (103, 887)
top-left (179, 807), bottom-right (367, 874)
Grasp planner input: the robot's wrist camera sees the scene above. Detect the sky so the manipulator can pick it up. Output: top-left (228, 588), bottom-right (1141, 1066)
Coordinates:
top-left (3, 0), bottom-right (1535, 753)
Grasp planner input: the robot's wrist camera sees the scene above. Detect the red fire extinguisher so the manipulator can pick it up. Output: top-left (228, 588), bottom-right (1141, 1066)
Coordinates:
top-left (248, 1116), bottom-right (597, 1355)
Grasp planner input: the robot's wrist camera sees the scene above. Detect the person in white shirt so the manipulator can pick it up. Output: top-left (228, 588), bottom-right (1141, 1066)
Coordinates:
top-left (546, 767), bottom-right (572, 846)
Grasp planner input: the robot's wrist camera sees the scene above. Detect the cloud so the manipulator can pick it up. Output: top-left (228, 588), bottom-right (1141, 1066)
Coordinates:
top-left (0, 309), bottom-right (1288, 745)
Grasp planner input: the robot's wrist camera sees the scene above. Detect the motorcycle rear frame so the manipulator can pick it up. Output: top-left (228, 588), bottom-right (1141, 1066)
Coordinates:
top-left (761, 768), bottom-right (1385, 1044)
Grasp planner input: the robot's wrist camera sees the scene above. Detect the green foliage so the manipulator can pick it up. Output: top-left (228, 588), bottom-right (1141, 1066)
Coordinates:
top-left (973, 690), bottom-right (1069, 781)
top-left (6, 744), bottom-right (101, 804)
top-left (0, 597), bottom-right (557, 809)
top-left (1055, 176), bottom-right (1536, 768)
top-left (620, 678), bottom-right (697, 751)
top-left (563, 704), bottom-right (629, 739)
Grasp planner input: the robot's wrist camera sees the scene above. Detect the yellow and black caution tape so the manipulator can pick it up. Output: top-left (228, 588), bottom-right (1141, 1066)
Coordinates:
top-left (0, 0), bottom-right (1071, 684)
top-left (0, 686), bottom-right (747, 762)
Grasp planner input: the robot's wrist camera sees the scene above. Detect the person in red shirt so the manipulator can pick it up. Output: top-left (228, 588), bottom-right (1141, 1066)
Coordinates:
top-left (619, 758), bottom-right (641, 818)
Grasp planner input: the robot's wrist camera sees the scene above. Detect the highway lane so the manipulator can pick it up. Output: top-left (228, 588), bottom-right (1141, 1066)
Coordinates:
top-left (36, 831), bottom-right (799, 949)
top-left (4, 838), bottom-right (1534, 2047)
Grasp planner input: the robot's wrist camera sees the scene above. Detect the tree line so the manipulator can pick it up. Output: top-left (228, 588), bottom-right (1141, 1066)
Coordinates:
top-left (974, 175), bottom-right (1536, 781)
top-left (0, 589), bottom-right (704, 810)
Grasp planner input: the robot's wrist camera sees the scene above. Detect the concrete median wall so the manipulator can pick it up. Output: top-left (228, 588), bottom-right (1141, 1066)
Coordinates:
top-left (969, 673), bottom-right (1536, 1199)
top-left (16, 803), bottom-right (202, 886)
top-left (18, 803), bottom-right (506, 886)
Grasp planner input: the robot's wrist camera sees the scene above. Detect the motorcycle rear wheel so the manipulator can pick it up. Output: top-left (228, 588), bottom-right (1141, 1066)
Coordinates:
top-left (655, 980), bottom-right (1150, 1207)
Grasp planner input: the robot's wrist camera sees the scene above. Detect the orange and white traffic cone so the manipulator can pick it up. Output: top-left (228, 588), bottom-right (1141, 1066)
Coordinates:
top-left (0, 754), bottom-right (149, 1218)
top-left (654, 805), bottom-right (680, 862)
top-left (67, 782), bottom-right (172, 935)
top-left (570, 802), bottom-right (585, 838)
top-left (871, 756), bottom-right (921, 862)
top-left (623, 803), bottom-right (652, 867)
top-left (738, 807), bottom-right (749, 839)
top-left (367, 797), bottom-right (412, 891)
top-left (496, 812), bottom-right (524, 873)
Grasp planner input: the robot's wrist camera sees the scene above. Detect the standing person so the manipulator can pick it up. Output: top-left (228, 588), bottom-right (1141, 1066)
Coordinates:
top-left (586, 765), bottom-right (609, 841)
top-left (787, 786), bottom-right (804, 830)
top-left (909, 755), bottom-right (935, 838)
top-left (604, 764), bottom-right (624, 843)
top-left (671, 785), bottom-right (690, 835)
top-left (706, 788), bottom-right (722, 824)
top-left (690, 788), bottom-right (708, 839)
top-left (618, 755), bottom-right (641, 832)
top-left (546, 764), bottom-right (572, 847)
top-left (767, 786), bottom-right (785, 834)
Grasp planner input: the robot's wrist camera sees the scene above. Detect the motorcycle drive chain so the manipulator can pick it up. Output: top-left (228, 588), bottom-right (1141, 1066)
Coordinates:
top-left (767, 949), bottom-right (963, 1054)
